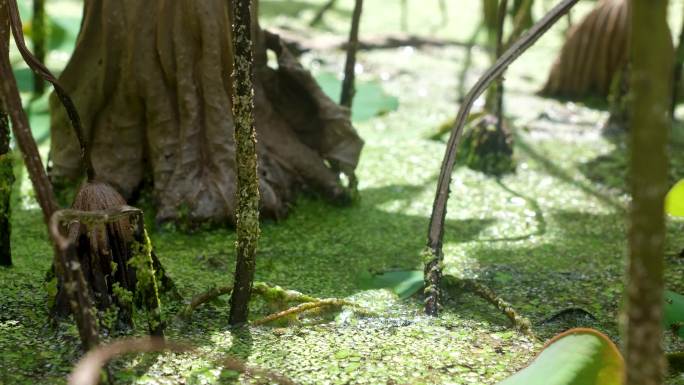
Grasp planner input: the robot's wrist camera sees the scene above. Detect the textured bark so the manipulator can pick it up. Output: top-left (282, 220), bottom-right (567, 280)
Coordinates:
top-left (51, 199), bottom-right (169, 338)
top-left (424, 0), bottom-right (580, 316)
top-left (541, 0), bottom-right (628, 98)
top-left (625, 1), bottom-right (671, 384)
top-left (340, 0), bottom-right (363, 109)
top-left (0, 0), bottom-right (13, 267)
top-left (48, 0), bottom-right (363, 224)
top-left (229, 0), bottom-right (259, 326)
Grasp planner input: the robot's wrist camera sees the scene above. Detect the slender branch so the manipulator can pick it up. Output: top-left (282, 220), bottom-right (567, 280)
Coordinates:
top-left (251, 299), bottom-right (360, 326)
top-left (68, 337), bottom-right (192, 385)
top-left (229, 0), bottom-right (260, 326)
top-left (493, 0), bottom-right (508, 126)
top-left (0, 0), bottom-right (58, 226)
top-left (444, 276), bottom-right (535, 338)
top-left (7, 0), bottom-right (93, 180)
top-left (32, 0), bottom-right (46, 94)
top-left (179, 285), bottom-right (233, 319)
top-left (309, 0), bottom-right (337, 27)
top-left (340, 0), bottom-right (363, 108)
top-left (424, 0), bottom-right (581, 316)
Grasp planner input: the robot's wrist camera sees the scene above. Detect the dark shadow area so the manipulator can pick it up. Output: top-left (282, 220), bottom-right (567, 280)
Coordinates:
top-left (216, 328), bottom-right (254, 384)
top-left (579, 126), bottom-right (684, 194)
top-left (448, 208), bottom-right (628, 340)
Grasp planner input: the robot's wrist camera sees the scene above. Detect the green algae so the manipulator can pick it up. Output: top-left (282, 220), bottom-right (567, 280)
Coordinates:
top-left (1, 1), bottom-right (684, 384)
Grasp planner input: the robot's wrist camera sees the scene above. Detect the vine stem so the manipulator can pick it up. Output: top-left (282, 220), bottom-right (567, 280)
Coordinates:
top-left (424, 0), bottom-right (581, 316)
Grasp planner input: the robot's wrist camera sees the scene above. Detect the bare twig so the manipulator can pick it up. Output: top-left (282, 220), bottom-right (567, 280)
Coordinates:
top-left (252, 299), bottom-right (359, 326)
top-left (309, 0), bottom-right (337, 27)
top-left (424, 0), bottom-right (581, 316)
top-left (179, 285), bottom-right (233, 319)
top-left (68, 337), bottom-right (192, 385)
top-left (0, 0), bottom-right (58, 225)
top-left (340, 0), bottom-right (363, 108)
top-left (7, 0), bottom-right (93, 179)
top-left (442, 275), bottom-right (535, 338)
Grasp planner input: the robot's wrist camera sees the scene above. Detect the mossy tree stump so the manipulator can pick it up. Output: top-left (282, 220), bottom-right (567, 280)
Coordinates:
top-left (50, 183), bottom-right (174, 337)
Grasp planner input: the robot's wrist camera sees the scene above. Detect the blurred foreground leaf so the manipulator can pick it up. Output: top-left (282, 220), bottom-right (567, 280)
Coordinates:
top-left (498, 328), bottom-right (623, 385)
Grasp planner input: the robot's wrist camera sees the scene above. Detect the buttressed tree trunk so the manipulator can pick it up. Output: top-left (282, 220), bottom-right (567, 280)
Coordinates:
top-left (48, 0), bottom-right (363, 224)
top-left (541, 0), bottom-right (628, 98)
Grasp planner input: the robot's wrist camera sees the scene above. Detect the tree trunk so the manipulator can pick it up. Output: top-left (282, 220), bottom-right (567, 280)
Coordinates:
top-left (228, 0), bottom-right (259, 326)
top-left (625, 1), bottom-right (672, 384)
top-left (0, 0), bottom-right (13, 267)
top-left (48, 0), bottom-right (363, 224)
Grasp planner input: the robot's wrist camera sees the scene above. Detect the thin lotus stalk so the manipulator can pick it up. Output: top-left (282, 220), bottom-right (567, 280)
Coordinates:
top-left (32, 0), bottom-right (46, 94)
top-left (340, 0), bottom-right (363, 109)
top-left (0, 0), bottom-right (58, 225)
top-left (7, 0), bottom-right (93, 179)
top-left (310, 0), bottom-right (337, 27)
top-left (424, 0), bottom-right (581, 316)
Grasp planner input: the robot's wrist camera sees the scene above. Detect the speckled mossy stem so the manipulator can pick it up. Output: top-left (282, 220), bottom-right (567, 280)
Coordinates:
top-left (340, 0), bottom-right (363, 108)
top-left (0, 2), bottom-right (12, 267)
top-left (130, 216), bottom-right (164, 336)
top-left (625, 1), bottom-right (672, 384)
top-left (229, 0), bottom-right (260, 326)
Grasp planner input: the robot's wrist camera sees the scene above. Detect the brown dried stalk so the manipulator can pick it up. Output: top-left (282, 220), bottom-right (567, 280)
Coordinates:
top-left (424, 0), bottom-right (580, 316)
